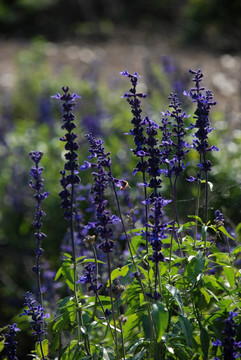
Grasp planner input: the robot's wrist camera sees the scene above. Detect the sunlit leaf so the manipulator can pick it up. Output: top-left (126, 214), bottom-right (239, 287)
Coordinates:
top-left (223, 266), bottom-right (235, 288)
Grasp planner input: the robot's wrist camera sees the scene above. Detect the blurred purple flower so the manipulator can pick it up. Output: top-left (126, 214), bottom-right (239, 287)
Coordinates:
top-left (4, 323), bottom-right (20, 360)
top-left (212, 312), bottom-right (241, 360)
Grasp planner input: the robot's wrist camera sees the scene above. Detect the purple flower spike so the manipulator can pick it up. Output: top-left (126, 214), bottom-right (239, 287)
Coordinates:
top-left (212, 311), bottom-right (241, 360)
top-left (121, 70), bottom-right (148, 175)
top-left (82, 133), bottom-right (120, 253)
top-left (52, 87), bottom-right (81, 220)
top-left (77, 263), bottom-right (103, 294)
top-left (185, 69), bottom-right (218, 178)
top-left (19, 292), bottom-right (49, 341)
top-left (4, 323), bottom-right (20, 360)
top-left (215, 210), bottom-right (225, 224)
top-left (29, 150), bottom-right (48, 303)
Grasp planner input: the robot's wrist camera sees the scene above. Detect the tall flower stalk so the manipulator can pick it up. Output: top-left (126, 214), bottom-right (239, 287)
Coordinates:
top-left (161, 94), bottom-right (190, 263)
top-left (121, 71), bottom-right (149, 253)
top-left (29, 150), bottom-right (49, 308)
top-left (52, 87), bottom-right (91, 355)
top-left (185, 69), bottom-right (218, 247)
top-left (81, 134), bottom-right (120, 359)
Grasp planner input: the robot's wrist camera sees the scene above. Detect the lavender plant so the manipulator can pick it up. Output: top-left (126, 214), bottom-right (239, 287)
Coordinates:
top-left (2, 68), bottom-right (241, 360)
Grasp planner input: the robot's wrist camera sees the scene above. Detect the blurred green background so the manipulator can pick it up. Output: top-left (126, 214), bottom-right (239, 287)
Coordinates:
top-left (0, 0), bottom-right (241, 357)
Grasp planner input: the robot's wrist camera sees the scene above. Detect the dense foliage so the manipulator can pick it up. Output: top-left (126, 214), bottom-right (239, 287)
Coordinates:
top-left (1, 66), bottom-right (241, 359)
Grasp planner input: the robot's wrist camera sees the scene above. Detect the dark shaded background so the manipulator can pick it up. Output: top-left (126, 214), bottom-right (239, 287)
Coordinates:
top-left (0, 0), bottom-right (240, 51)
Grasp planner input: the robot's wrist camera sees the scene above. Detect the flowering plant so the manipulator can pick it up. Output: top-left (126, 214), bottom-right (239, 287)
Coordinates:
top-left (1, 69), bottom-right (241, 360)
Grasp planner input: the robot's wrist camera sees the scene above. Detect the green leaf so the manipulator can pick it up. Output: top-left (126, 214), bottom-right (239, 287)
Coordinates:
top-left (200, 327), bottom-right (209, 360)
top-left (133, 349), bottom-right (146, 360)
top-left (62, 252), bottom-right (72, 259)
top-left (223, 266), bottom-right (235, 287)
top-left (54, 266), bottom-right (62, 281)
top-left (152, 302), bottom-right (169, 343)
top-left (219, 226), bottom-right (235, 240)
top-left (142, 315), bottom-right (151, 339)
top-left (61, 260), bottom-right (74, 291)
top-left (178, 221), bottom-right (196, 233)
top-left (0, 339), bottom-right (4, 352)
top-left (186, 251), bottom-right (205, 281)
top-left (165, 284), bottom-right (183, 314)
top-left (137, 265), bottom-right (149, 281)
top-left (107, 265), bottom-right (129, 286)
top-left (81, 258), bottom-right (105, 264)
top-left (131, 235), bottom-right (146, 252)
top-left (35, 339), bottom-right (48, 357)
top-left (187, 215), bottom-right (204, 224)
top-left (232, 245), bottom-right (241, 257)
top-left (123, 313), bottom-right (138, 339)
top-left (178, 314), bottom-right (193, 348)
top-left (100, 347), bottom-right (110, 360)
top-left (56, 296), bottom-right (73, 313)
top-left (201, 225), bottom-right (208, 240)
top-left (200, 288), bottom-right (211, 304)
top-left (87, 321), bottom-right (98, 335)
top-left (76, 256), bottom-right (88, 262)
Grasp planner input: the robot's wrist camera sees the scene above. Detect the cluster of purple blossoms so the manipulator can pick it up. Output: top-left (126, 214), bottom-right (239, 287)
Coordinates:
top-left (19, 292), bottom-right (49, 341)
top-left (185, 69), bottom-right (219, 181)
top-left (4, 323), bottom-right (20, 360)
top-left (215, 209), bottom-right (225, 224)
top-left (29, 151), bottom-right (49, 292)
top-left (77, 263), bottom-right (103, 294)
top-left (166, 93), bottom-right (190, 177)
top-left (120, 71), bottom-right (148, 175)
top-left (122, 71), bottom-right (173, 301)
top-left (81, 133), bottom-right (120, 253)
top-left (212, 312), bottom-right (241, 360)
top-left (52, 87), bottom-right (81, 220)
top-left (141, 116), bottom-right (171, 268)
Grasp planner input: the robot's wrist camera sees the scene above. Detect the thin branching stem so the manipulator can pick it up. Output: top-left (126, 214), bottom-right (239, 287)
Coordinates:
top-left (70, 182), bottom-right (91, 357)
top-left (107, 252), bottom-right (120, 360)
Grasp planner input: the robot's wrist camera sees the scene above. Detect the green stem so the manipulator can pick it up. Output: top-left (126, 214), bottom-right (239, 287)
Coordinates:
top-left (140, 158), bottom-right (149, 254)
top-left (70, 183), bottom-right (91, 356)
top-left (91, 244), bottom-right (99, 321)
top-left (96, 292), bottom-right (115, 341)
top-left (194, 180), bottom-right (201, 249)
top-left (117, 298), bottom-right (126, 360)
top-left (107, 252), bottom-right (120, 360)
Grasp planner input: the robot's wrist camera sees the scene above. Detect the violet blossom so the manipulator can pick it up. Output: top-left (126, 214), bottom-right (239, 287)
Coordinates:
top-left (4, 323), bottom-right (20, 360)
top-left (185, 69), bottom-right (219, 181)
top-left (52, 87), bottom-right (81, 220)
top-left (19, 291), bottom-right (49, 341)
top-left (212, 312), bottom-right (241, 360)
